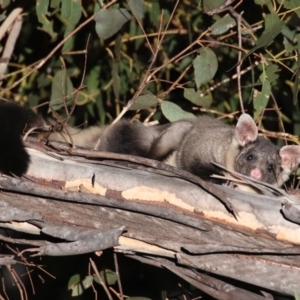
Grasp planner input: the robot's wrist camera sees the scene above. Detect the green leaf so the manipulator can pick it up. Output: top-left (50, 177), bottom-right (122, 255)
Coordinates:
top-left (68, 274), bottom-right (80, 290)
top-left (50, 0), bottom-right (60, 9)
top-left (293, 57), bottom-right (300, 105)
top-left (178, 56), bottom-right (193, 71)
top-left (94, 269), bottom-right (118, 286)
top-left (68, 274), bottom-right (93, 296)
top-left (128, 0), bottom-right (144, 21)
top-left (210, 15), bottom-right (236, 35)
top-left (129, 91), bottom-right (158, 110)
top-left (183, 88), bottom-right (212, 108)
top-left (0, 0), bottom-right (10, 9)
top-left (294, 287), bottom-right (300, 300)
top-left (94, 8), bottom-right (131, 40)
top-left (255, 0), bottom-right (271, 5)
top-left (112, 63), bottom-right (120, 100)
top-left (265, 63), bottom-right (280, 83)
top-left (253, 71), bottom-right (271, 120)
top-left (36, 0), bottom-right (57, 38)
top-left (243, 13), bottom-right (285, 60)
top-left (280, 0), bottom-right (300, 18)
top-left (62, 0), bottom-right (82, 51)
top-left (161, 101), bottom-right (195, 122)
top-left (193, 48), bottom-right (218, 89)
top-left (202, 0), bottom-right (228, 14)
top-left (37, 73), bottom-right (51, 88)
top-left (82, 276), bottom-right (94, 289)
top-left (50, 69), bottom-right (74, 110)
top-left (283, 37), bottom-right (295, 55)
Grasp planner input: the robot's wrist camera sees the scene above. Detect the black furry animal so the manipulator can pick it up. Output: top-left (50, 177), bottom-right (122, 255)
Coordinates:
top-left (0, 102), bottom-right (42, 176)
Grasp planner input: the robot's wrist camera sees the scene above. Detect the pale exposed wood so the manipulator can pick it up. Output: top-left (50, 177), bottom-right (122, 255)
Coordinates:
top-left (0, 145), bottom-right (299, 299)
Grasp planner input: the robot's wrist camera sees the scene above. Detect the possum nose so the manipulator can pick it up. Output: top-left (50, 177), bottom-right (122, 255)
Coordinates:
top-left (250, 168), bottom-right (261, 179)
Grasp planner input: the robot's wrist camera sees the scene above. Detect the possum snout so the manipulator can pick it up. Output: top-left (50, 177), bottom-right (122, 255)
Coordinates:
top-left (250, 168), bottom-right (261, 179)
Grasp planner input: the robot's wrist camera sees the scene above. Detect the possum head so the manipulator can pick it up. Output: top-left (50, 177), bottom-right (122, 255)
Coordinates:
top-left (233, 114), bottom-right (300, 187)
top-left (228, 113), bottom-right (280, 184)
top-left (233, 114), bottom-right (283, 185)
top-left (235, 137), bottom-right (281, 185)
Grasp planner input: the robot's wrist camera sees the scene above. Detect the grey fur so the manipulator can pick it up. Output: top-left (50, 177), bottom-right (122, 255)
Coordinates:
top-left (48, 114), bottom-right (300, 190)
top-left (175, 115), bottom-right (281, 182)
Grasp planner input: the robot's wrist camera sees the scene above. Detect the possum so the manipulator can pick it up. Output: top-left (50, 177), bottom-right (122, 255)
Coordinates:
top-left (1, 101), bottom-right (300, 192)
top-left (50, 112), bottom-right (300, 190)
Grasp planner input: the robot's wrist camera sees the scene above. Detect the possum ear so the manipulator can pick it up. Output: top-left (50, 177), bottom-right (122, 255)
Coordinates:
top-left (235, 114), bottom-right (258, 146)
top-left (279, 145), bottom-right (300, 171)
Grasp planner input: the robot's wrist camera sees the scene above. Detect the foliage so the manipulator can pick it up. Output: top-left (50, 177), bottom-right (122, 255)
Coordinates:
top-left (0, 0), bottom-right (298, 138)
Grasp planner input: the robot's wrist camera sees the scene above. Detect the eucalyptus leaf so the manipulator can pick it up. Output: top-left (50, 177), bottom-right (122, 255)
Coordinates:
top-left (0, 0), bottom-right (10, 9)
top-left (243, 13), bottom-right (285, 60)
top-left (50, 0), bottom-right (61, 9)
top-left (265, 64), bottom-right (280, 83)
top-left (281, 24), bottom-right (297, 42)
top-left (294, 288), bottom-right (300, 300)
top-left (68, 274), bottom-right (80, 290)
top-left (211, 15), bottom-right (236, 35)
top-left (255, 0), bottom-right (271, 5)
top-left (253, 71), bottom-right (271, 120)
top-left (62, 0), bottom-right (82, 51)
top-left (112, 63), bottom-right (120, 100)
top-left (128, 0), bottom-right (144, 21)
top-left (71, 282), bottom-right (83, 297)
top-left (129, 92), bottom-right (158, 110)
top-left (50, 70), bottom-right (74, 111)
top-left (95, 8), bottom-right (131, 40)
top-left (283, 37), bottom-right (295, 55)
top-left (82, 276), bottom-right (94, 289)
top-left (293, 58), bottom-right (300, 105)
top-left (93, 269), bottom-right (118, 286)
top-left (203, 0), bottom-right (229, 14)
top-left (193, 48), bottom-right (218, 88)
top-left (280, 0), bottom-right (300, 18)
top-left (184, 88), bottom-right (212, 108)
top-left (161, 101), bottom-right (195, 122)
top-left (36, 0), bottom-right (57, 38)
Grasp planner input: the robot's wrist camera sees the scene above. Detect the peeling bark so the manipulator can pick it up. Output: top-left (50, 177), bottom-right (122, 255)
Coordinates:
top-left (0, 145), bottom-right (299, 299)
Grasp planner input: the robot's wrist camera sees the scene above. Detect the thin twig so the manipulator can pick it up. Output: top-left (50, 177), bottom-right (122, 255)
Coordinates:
top-left (90, 258), bottom-right (113, 300)
top-left (126, 0), bottom-right (154, 55)
top-left (113, 252), bottom-right (124, 300)
top-left (112, 0), bottom-right (181, 124)
top-left (236, 11), bottom-right (244, 112)
top-left (6, 265), bottom-right (26, 300)
top-left (0, 0), bottom-right (117, 96)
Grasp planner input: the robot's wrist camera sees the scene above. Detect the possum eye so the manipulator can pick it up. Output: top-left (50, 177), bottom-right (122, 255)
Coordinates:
top-left (267, 163), bottom-right (274, 173)
top-left (246, 154), bottom-right (254, 161)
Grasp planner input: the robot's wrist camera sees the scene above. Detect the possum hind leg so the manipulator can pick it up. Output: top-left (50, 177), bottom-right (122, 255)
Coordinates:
top-left (97, 120), bottom-right (162, 157)
top-left (148, 120), bottom-right (195, 163)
